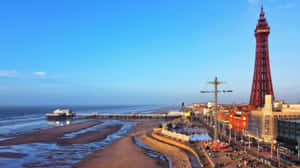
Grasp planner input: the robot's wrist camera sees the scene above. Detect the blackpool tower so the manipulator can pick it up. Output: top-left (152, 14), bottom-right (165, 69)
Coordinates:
top-left (249, 7), bottom-right (275, 107)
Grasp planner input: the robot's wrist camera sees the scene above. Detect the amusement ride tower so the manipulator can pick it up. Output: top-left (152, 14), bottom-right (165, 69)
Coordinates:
top-left (249, 7), bottom-right (275, 107)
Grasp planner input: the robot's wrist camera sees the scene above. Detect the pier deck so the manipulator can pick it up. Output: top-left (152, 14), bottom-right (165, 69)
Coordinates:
top-left (75, 113), bottom-right (182, 119)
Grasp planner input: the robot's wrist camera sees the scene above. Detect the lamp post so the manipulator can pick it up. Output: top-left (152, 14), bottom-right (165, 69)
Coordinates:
top-left (223, 122), bottom-right (226, 136)
top-left (243, 129), bottom-right (246, 152)
top-left (297, 139), bottom-right (300, 160)
top-left (256, 128), bottom-right (260, 157)
top-left (249, 135), bottom-right (251, 149)
top-left (270, 143), bottom-right (273, 160)
top-left (271, 140), bottom-right (276, 161)
top-left (235, 129), bottom-right (237, 144)
top-left (248, 130), bottom-right (251, 150)
top-left (229, 124), bottom-right (232, 144)
top-left (257, 139), bottom-right (260, 158)
top-left (277, 144), bottom-right (279, 160)
top-left (277, 143), bottom-right (280, 167)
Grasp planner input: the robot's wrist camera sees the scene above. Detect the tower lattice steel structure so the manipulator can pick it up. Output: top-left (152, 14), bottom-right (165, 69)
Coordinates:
top-left (250, 7), bottom-right (274, 107)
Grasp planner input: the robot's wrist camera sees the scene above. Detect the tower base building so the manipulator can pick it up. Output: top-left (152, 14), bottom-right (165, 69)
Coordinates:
top-left (248, 95), bottom-right (300, 143)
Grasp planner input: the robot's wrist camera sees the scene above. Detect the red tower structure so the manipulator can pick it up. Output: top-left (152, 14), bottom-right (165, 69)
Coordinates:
top-left (250, 7), bottom-right (274, 107)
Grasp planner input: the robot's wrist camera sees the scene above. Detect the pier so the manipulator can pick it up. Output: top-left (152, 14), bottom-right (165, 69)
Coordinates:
top-left (47, 111), bottom-right (183, 120)
top-left (76, 113), bottom-right (182, 119)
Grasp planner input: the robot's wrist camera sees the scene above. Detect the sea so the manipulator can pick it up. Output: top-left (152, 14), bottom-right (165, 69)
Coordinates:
top-left (0, 105), bottom-right (177, 168)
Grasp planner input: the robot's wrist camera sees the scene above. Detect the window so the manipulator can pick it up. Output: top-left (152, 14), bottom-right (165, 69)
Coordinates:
top-left (265, 120), bottom-right (270, 135)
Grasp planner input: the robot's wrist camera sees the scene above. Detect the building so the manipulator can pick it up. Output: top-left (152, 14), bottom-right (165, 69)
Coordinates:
top-left (228, 112), bottom-right (248, 132)
top-left (249, 7), bottom-right (275, 107)
top-left (217, 110), bottom-right (248, 131)
top-left (277, 120), bottom-right (300, 151)
top-left (248, 95), bottom-right (300, 143)
top-left (183, 103), bottom-right (207, 111)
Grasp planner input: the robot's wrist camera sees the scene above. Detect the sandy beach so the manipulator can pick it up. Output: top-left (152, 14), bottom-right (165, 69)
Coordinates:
top-left (0, 152), bottom-right (27, 158)
top-left (0, 120), bottom-right (102, 146)
top-left (75, 121), bottom-right (167, 168)
top-left (138, 134), bottom-right (192, 168)
top-left (75, 136), bottom-right (166, 168)
top-left (0, 118), bottom-right (185, 168)
top-left (57, 124), bottom-right (122, 145)
top-left (0, 119), bottom-right (129, 167)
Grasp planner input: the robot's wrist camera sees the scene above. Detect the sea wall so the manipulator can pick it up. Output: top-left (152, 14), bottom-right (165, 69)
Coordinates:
top-left (160, 129), bottom-right (190, 142)
top-left (151, 131), bottom-right (204, 167)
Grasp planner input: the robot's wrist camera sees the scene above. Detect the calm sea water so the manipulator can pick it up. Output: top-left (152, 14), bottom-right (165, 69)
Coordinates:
top-left (0, 105), bottom-right (177, 168)
top-left (0, 105), bottom-right (168, 136)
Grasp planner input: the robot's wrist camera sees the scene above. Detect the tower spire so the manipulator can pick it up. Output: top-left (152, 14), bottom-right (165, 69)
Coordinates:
top-left (249, 6), bottom-right (274, 107)
top-left (260, 3), bottom-right (265, 19)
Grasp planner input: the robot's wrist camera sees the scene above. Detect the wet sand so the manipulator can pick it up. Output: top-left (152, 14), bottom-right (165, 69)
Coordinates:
top-left (75, 121), bottom-right (166, 168)
top-left (0, 120), bottom-right (126, 167)
top-left (75, 136), bottom-right (165, 168)
top-left (0, 120), bottom-right (102, 146)
top-left (0, 119), bottom-right (171, 168)
top-left (57, 124), bottom-right (122, 145)
top-left (0, 152), bottom-right (27, 158)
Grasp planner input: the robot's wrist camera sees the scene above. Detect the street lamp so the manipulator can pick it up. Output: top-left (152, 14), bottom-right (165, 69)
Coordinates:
top-left (277, 142), bottom-right (280, 167)
top-left (235, 128), bottom-right (237, 144)
top-left (257, 138), bottom-right (261, 158)
top-left (256, 128), bottom-right (260, 155)
top-left (229, 124), bottom-right (232, 144)
top-left (243, 128), bottom-right (246, 152)
top-left (246, 129), bottom-right (251, 150)
top-left (297, 139), bottom-right (300, 160)
top-left (271, 140), bottom-right (276, 160)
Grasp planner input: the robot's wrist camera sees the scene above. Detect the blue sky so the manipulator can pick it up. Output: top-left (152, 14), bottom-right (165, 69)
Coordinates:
top-left (0, 0), bottom-right (299, 105)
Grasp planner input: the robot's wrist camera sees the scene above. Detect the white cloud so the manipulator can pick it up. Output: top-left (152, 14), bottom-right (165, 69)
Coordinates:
top-left (33, 71), bottom-right (46, 77)
top-left (0, 70), bottom-right (19, 77)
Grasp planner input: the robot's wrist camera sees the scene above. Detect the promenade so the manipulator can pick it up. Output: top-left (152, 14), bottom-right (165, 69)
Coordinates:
top-left (196, 115), bottom-right (295, 168)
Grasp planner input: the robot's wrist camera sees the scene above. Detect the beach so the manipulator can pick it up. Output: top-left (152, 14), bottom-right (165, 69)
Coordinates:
top-left (0, 118), bottom-right (171, 168)
top-left (57, 124), bottom-right (122, 145)
top-left (75, 121), bottom-right (167, 168)
top-left (0, 119), bottom-right (131, 167)
top-left (0, 120), bottom-right (103, 146)
top-left (0, 105), bottom-right (180, 168)
top-left (75, 136), bottom-right (165, 168)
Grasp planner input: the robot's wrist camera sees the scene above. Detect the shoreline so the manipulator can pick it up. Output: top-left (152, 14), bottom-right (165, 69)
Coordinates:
top-left (0, 119), bottom-right (167, 168)
top-left (0, 118), bottom-right (173, 168)
top-left (0, 120), bottom-right (103, 146)
top-left (74, 121), bottom-right (167, 168)
top-left (57, 124), bottom-right (123, 145)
